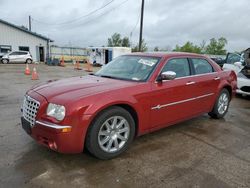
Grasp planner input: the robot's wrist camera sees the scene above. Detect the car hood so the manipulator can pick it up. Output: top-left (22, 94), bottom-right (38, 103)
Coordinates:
top-left (31, 75), bottom-right (138, 102)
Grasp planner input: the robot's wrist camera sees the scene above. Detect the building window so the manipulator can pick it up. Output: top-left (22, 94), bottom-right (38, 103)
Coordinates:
top-left (0, 45), bottom-right (12, 54)
top-left (19, 46), bottom-right (30, 52)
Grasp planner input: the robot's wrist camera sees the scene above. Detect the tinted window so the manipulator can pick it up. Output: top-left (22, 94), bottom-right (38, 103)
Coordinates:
top-left (19, 46), bottom-right (29, 52)
top-left (192, 58), bottom-right (213, 74)
top-left (162, 58), bottom-right (190, 78)
top-left (0, 45), bottom-right (11, 53)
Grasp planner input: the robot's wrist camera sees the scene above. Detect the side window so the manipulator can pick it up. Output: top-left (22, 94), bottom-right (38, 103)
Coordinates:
top-left (227, 53), bottom-right (241, 64)
top-left (10, 52), bottom-right (19, 55)
top-left (19, 46), bottom-right (29, 52)
top-left (19, 52), bottom-right (27, 55)
top-left (0, 45), bottom-right (11, 53)
top-left (192, 58), bottom-right (213, 75)
top-left (162, 58), bottom-right (190, 78)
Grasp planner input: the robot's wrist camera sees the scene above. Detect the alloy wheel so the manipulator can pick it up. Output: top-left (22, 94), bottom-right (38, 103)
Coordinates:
top-left (98, 116), bottom-right (130, 153)
top-left (218, 93), bottom-right (229, 115)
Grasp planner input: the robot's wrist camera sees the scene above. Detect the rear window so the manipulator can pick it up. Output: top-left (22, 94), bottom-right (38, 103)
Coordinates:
top-left (192, 58), bottom-right (214, 75)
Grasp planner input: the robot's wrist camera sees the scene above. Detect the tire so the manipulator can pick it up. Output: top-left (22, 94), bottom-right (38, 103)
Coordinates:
top-left (208, 89), bottom-right (230, 119)
top-left (85, 106), bottom-right (135, 160)
top-left (1, 59), bottom-right (9, 64)
top-left (26, 59), bottom-right (32, 64)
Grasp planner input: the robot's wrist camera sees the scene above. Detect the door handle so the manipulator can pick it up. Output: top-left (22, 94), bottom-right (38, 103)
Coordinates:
top-left (186, 81), bottom-right (195, 85)
top-left (214, 77), bottom-right (220, 80)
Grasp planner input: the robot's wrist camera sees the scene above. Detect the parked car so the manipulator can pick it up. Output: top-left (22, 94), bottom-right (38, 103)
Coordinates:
top-left (0, 53), bottom-right (4, 59)
top-left (21, 52), bottom-right (237, 159)
top-left (223, 49), bottom-right (250, 96)
top-left (211, 57), bottom-right (225, 67)
top-left (1, 51), bottom-right (33, 64)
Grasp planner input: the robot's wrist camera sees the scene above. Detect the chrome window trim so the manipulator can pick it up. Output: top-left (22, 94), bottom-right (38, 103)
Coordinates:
top-left (154, 56), bottom-right (218, 83)
top-left (156, 72), bottom-right (218, 83)
top-left (151, 93), bottom-right (214, 110)
top-left (35, 120), bottom-right (71, 129)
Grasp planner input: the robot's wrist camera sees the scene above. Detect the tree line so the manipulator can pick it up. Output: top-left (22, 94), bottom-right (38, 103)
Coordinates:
top-left (107, 33), bottom-right (228, 55)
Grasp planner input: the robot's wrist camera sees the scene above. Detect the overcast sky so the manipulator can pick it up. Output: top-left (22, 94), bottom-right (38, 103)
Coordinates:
top-left (1, 0), bottom-right (249, 51)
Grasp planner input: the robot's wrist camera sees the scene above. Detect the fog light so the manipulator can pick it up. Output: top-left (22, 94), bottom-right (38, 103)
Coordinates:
top-left (48, 141), bottom-right (57, 150)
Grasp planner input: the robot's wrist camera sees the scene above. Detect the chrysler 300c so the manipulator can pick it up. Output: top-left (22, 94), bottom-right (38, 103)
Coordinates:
top-left (21, 53), bottom-right (237, 159)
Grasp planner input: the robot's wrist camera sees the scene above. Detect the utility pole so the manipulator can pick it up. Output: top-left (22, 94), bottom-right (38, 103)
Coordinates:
top-left (29, 15), bottom-right (31, 31)
top-left (138, 0), bottom-right (145, 52)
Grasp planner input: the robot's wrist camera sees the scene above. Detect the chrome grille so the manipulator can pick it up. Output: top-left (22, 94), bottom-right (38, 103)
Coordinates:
top-left (22, 95), bottom-right (40, 127)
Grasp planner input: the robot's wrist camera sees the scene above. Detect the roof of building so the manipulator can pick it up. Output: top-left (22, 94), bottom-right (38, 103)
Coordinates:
top-left (0, 19), bottom-right (53, 42)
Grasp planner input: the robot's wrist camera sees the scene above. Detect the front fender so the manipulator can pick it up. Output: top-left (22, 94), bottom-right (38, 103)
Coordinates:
top-left (79, 90), bottom-right (150, 137)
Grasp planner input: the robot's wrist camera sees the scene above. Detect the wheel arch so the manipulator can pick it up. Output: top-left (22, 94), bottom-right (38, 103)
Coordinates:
top-left (85, 103), bottom-right (139, 140)
top-left (26, 58), bottom-right (32, 63)
top-left (1, 58), bottom-right (9, 63)
top-left (222, 85), bottom-right (232, 100)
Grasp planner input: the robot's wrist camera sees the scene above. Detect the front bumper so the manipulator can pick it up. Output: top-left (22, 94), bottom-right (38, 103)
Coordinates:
top-left (21, 90), bottom-right (92, 154)
top-left (21, 117), bottom-right (85, 153)
top-left (237, 77), bottom-right (250, 96)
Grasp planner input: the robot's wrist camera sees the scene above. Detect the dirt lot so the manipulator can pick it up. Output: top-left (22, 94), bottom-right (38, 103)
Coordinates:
top-left (0, 64), bottom-right (249, 188)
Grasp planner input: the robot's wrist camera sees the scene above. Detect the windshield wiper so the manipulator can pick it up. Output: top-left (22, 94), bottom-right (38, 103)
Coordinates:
top-left (98, 75), bottom-right (118, 79)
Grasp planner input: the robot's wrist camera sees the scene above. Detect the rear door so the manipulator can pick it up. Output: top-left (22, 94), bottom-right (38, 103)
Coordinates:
top-left (150, 58), bottom-right (201, 128)
top-left (188, 58), bottom-right (220, 112)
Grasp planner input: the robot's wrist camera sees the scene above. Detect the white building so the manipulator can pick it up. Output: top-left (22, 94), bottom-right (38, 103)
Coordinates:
top-left (0, 19), bottom-right (53, 62)
top-left (87, 47), bottom-right (132, 65)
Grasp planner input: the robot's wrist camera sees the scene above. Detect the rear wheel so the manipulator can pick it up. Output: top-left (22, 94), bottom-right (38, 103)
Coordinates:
top-left (209, 89), bottom-right (230, 119)
top-left (1, 59), bottom-right (9, 64)
top-left (26, 59), bottom-right (32, 64)
top-left (86, 106), bottom-right (135, 159)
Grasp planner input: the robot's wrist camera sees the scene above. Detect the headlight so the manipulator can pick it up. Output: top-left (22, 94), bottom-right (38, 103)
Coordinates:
top-left (46, 103), bottom-right (66, 121)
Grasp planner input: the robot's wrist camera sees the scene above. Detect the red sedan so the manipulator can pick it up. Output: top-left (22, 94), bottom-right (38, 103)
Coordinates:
top-left (21, 52), bottom-right (237, 159)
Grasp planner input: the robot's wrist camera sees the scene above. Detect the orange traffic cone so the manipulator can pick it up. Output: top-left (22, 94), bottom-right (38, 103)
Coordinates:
top-left (60, 56), bottom-right (66, 67)
top-left (74, 59), bottom-right (82, 70)
top-left (85, 60), bottom-right (93, 72)
top-left (31, 67), bottom-right (39, 80)
top-left (24, 64), bottom-right (31, 75)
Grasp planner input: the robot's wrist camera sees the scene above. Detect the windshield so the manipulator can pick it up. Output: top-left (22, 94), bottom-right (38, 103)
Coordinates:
top-left (95, 55), bottom-right (160, 81)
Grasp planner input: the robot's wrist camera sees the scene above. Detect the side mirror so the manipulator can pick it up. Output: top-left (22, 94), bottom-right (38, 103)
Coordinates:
top-left (157, 71), bottom-right (176, 82)
top-left (234, 61), bottom-right (243, 67)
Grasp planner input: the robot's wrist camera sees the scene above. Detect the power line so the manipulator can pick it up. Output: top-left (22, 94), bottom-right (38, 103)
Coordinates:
top-left (32, 0), bottom-right (116, 26)
top-left (130, 11), bottom-right (140, 35)
top-left (37, 0), bottom-right (130, 31)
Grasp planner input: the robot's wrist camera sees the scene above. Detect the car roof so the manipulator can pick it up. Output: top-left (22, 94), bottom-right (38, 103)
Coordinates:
top-left (130, 52), bottom-right (208, 59)
top-left (11, 51), bottom-right (29, 53)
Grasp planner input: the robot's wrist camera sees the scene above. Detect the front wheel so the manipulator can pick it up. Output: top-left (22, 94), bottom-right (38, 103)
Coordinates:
top-left (1, 59), bottom-right (9, 64)
top-left (85, 106), bottom-right (135, 159)
top-left (209, 89), bottom-right (230, 119)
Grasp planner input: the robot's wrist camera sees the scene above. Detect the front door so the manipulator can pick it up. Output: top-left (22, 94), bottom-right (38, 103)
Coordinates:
top-left (8, 52), bottom-right (19, 62)
top-left (150, 58), bottom-right (200, 128)
top-left (16, 51), bottom-right (26, 62)
top-left (39, 47), bottom-right (44, 62)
